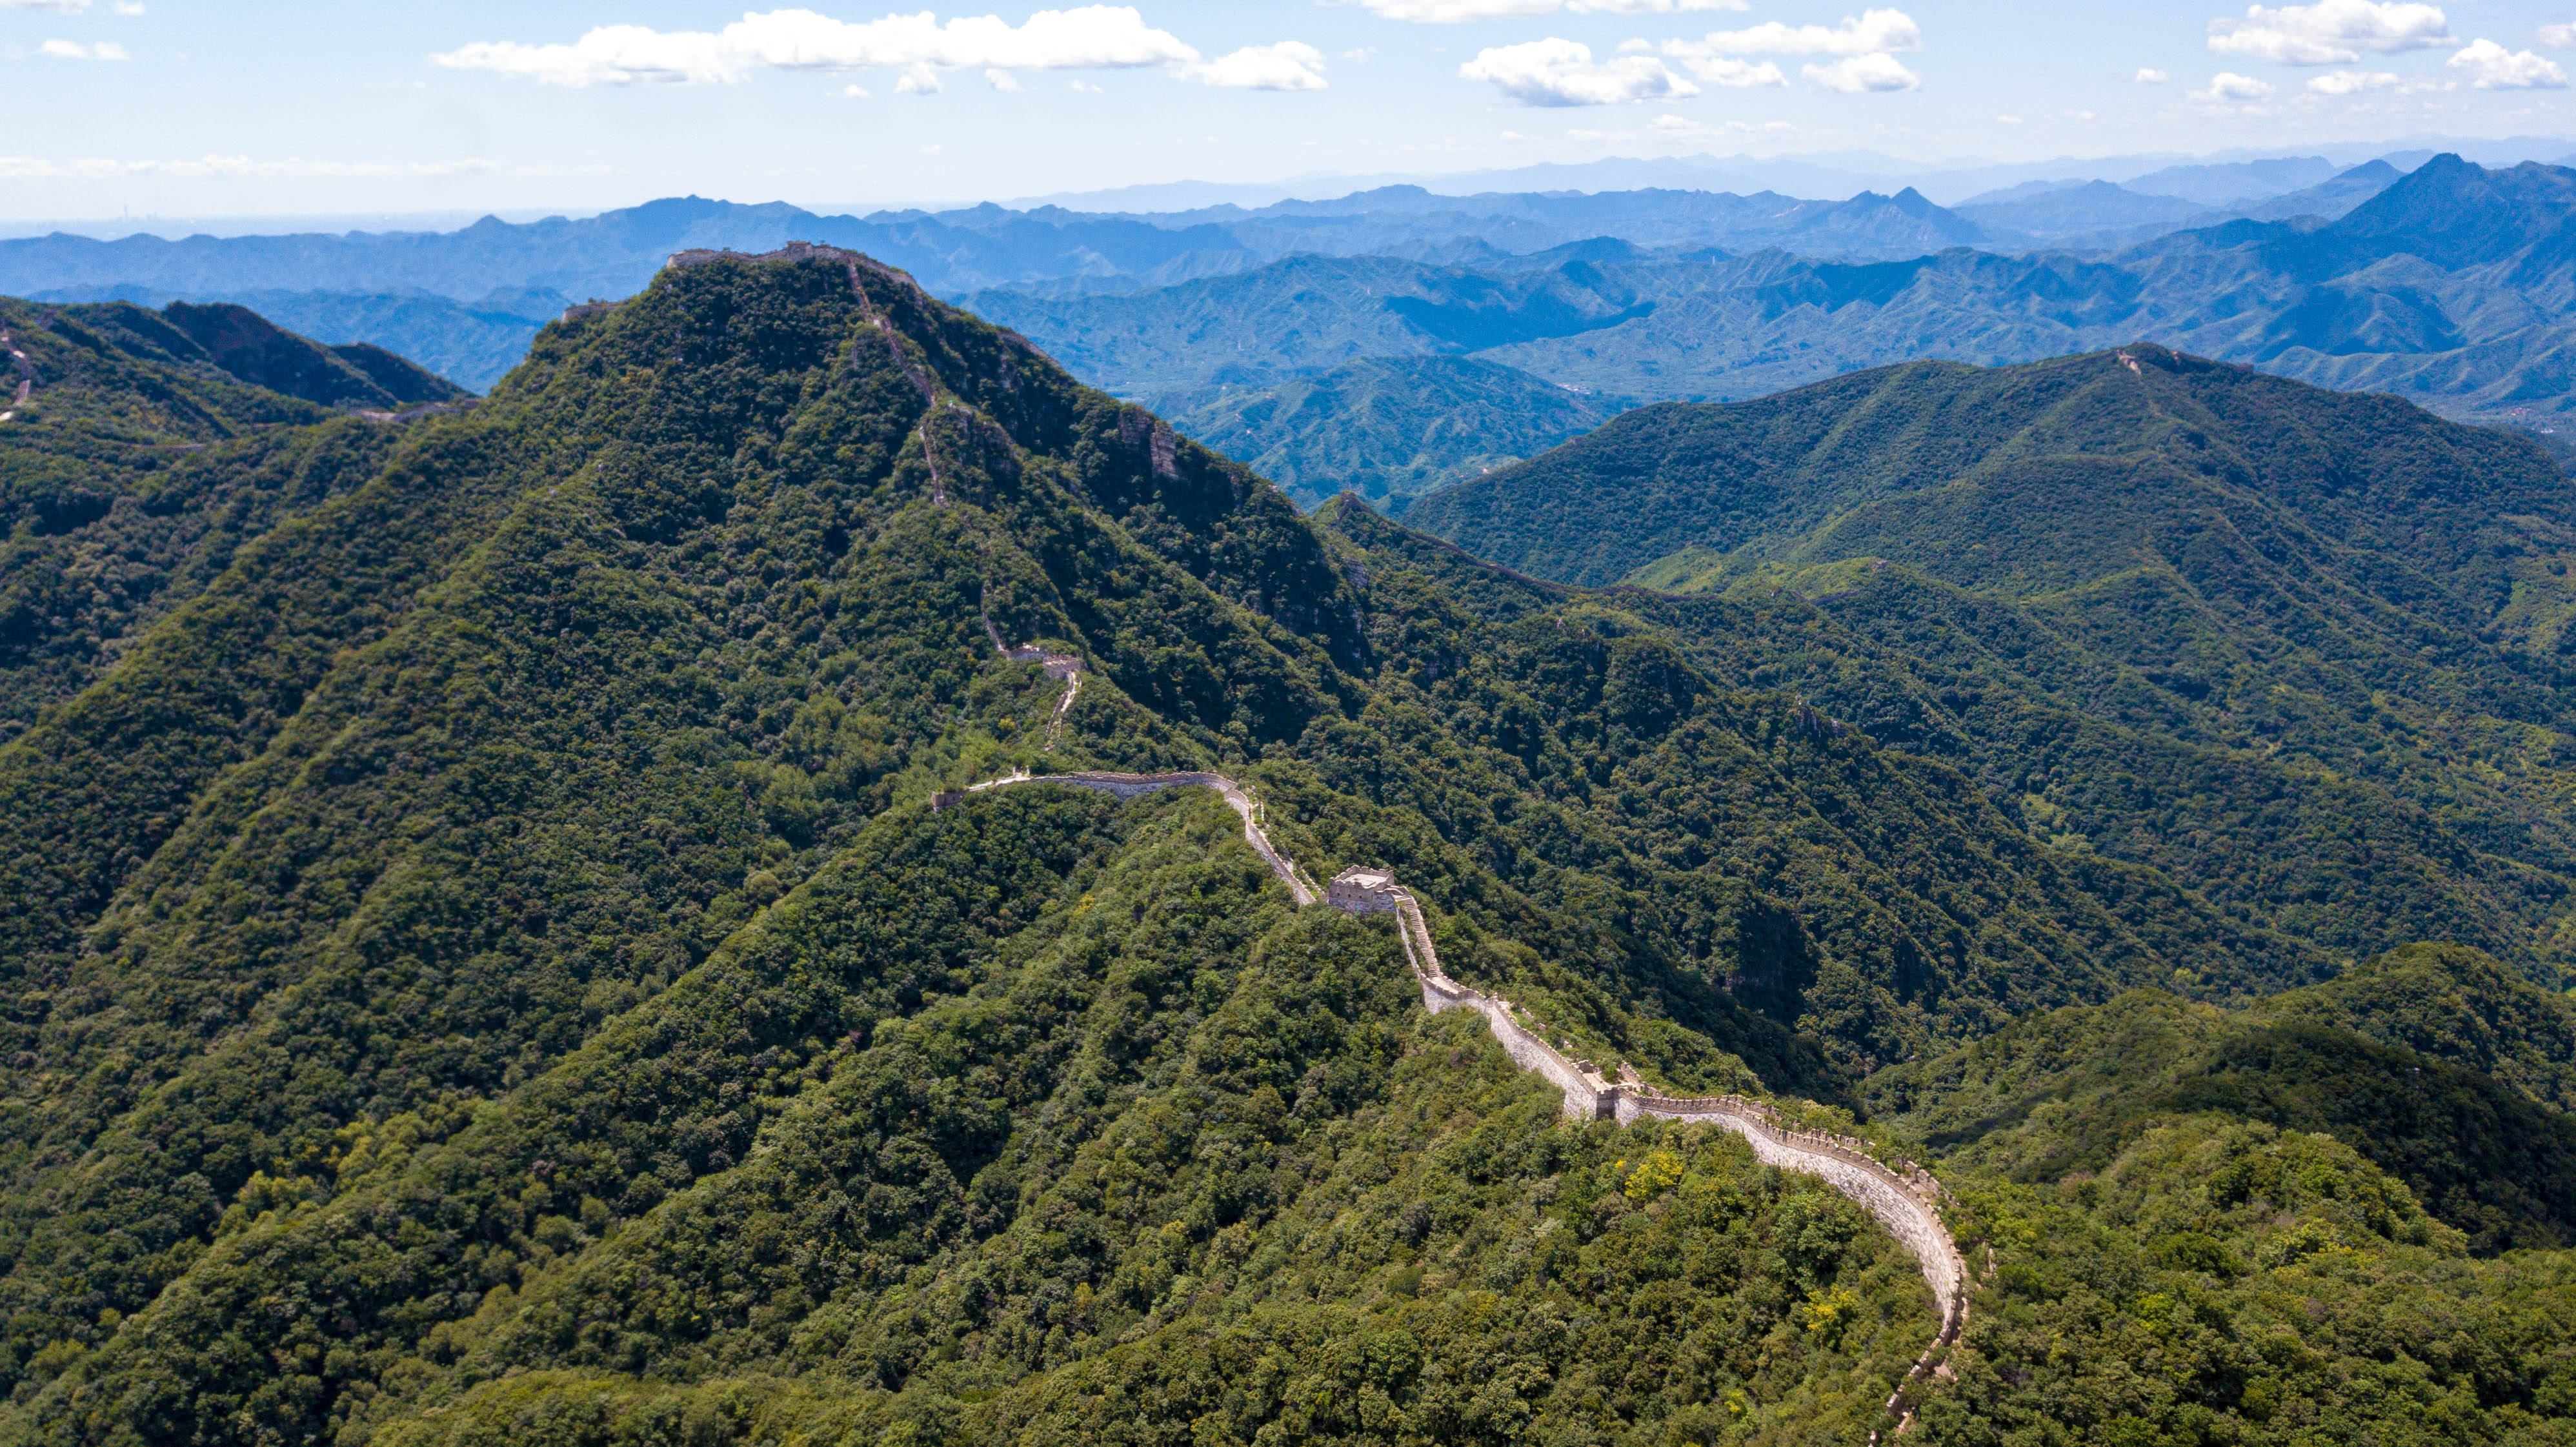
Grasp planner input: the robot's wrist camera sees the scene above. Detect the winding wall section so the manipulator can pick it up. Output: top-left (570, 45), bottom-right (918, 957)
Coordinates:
top-left (946, 770), bottom-right (1964, 1428)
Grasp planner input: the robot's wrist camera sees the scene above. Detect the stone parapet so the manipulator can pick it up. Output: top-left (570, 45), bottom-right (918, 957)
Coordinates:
top-left (945, 767), bottom-right (1967, 1428)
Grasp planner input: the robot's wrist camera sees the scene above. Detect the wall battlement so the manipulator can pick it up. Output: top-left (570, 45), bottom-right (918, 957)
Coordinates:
top-left (945, 769), bottom-right (1967, 1428)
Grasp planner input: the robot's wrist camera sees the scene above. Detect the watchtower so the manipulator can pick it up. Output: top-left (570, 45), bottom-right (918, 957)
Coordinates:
top-left (1327, 865), bottom-right (1401, 915)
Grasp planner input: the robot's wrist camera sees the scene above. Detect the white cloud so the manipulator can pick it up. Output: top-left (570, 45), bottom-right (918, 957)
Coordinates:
top-left (841, 82), bottom-right (872, 96)
top-left (1180, 41), bottom-right (1327, 89)
top-left (0, 0), bottom-right (92, 10)
top-left (2541, 23), bottom-right (2576, 50)
top-left (1460, 36), bottom-right (1698, 105)
top-left (1803, 51), bottom-right (1918, 90)
top-left (2450, 37), bottom-right (2568, 87)
top-left (2207, 1), bottom-right (2450, 66)
top-left (1340, 46), bottom-right (1376, 61)
top-left (2193, 69), bottom-right (2277, 98)
top-left (36, 37), bottom-right (125, 59)
top-left (896, 61), bottom-right (942, 92)
top-left (985, 66), bottom-right (1020, 89)
top-left (1667, 51), bottom-right (1786, 85)
top-left (2135, 66), bottom-right (2169, 81)
top-left (1361, 0), bottom-right (1743, 19)
top-left (1996, 112), bottom-right (2023, 123)
top-left (2305, 67), bottom-right (2397, 90)
top-left (1365, 0), bottom-right (1553, 16)
top-left (1565, 0), bottom-right (1746, 10)
top-left (434, 6), bottom-right (1224, 88)
top-left (1666, 7), bottom-right (1919, 57)
top-left (1068, 77), bottom-right (1102, 90)
top-left (1702, 57), bottom-right (1787, 85)
top-left (2302, 66), bottom-right (2448, 92)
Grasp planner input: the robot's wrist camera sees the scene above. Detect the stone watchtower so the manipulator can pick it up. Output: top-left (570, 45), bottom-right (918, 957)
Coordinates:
top-left (1327, 865), bottom-right (1402, 914)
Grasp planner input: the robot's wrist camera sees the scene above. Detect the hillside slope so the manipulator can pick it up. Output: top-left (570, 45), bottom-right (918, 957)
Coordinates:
top-left (6, 251), bottom-right (2576, 1446)
top-left (0, 296), bottom-right (467, 739)
top-left (1413, 345), bottom-right (2576, 980)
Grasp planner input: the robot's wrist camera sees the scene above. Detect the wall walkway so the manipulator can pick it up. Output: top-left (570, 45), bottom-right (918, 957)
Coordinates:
top-left (943, 769), bottom-right (1964, 1433)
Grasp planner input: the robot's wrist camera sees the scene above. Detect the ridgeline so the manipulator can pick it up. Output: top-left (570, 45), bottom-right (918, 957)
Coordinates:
top-left (2, 246), bottom-right (2575, 1444)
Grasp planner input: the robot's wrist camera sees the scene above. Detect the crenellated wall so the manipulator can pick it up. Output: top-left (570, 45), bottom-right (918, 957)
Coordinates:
top-left (947, 770), bottom-right (1967, 1428)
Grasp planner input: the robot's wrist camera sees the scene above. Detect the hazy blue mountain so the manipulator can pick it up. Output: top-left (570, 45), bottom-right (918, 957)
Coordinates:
top-left (965, 240), bottom-right (1684, 407)
top-left (1169, 355), bottom-right (1616, 509)
top-left (2220, 159), bottom-right (2403, 221)
top-left (1488, 156), bottom-right (2576, 418)
top-left (1954, 181), bottom-right (2207, 243)
top-left (2124, 155), bottom-right (2344, 205)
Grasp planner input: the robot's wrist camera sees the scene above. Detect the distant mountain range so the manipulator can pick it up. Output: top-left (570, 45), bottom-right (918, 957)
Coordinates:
top-left (0, 153), bottom-right (2431, 394)
top-left (978, 156), bottom-right (2576, 445)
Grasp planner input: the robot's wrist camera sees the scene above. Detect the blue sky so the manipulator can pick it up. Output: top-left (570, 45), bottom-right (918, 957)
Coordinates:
top-left (8, 0), bottom-right (2576, 221)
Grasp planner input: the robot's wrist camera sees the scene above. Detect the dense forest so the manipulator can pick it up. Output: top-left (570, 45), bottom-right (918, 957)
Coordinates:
top-left (3, 247), bottom-right (2576, 1444)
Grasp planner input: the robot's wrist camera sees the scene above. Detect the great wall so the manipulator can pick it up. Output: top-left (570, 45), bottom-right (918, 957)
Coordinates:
top-left (645, 244), bottom-right (1971, 1432)
top-left (941, 769), bottom-right (1969, 1435)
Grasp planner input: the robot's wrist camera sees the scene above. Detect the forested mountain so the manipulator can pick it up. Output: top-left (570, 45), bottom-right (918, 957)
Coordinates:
top-left (30, 285), bottom-right (573, 394)
top-left (6, 251), bottom-right (2576, 1444)
top-left (1170, 356), bottom-right (1618, 509)
top-left (0, 296), bottom-right (464, 737)
top-left (1414, 343), bottom-right (2576, 982)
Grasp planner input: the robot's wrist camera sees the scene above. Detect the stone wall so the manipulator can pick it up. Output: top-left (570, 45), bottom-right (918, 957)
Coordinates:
top-left (947, 769), bottom-right (1967, 1422)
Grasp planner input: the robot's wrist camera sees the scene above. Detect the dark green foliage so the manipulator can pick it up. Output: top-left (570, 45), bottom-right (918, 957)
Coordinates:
top-left (1867, 943), bottom-right (2576, 1252)
top-left (0, 293), bottom-right (465, 732)
top-left (2260, 942), bottom-right (2576, 1111)
top-left (8, 253), bottom-right (2576, 1446)
top-left (1925, 1118), bottom-right (2576, 1446)
top-left (1411, 347), bottom-right (2576, 980)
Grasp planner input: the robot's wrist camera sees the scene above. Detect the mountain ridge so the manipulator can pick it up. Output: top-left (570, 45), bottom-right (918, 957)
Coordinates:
top-left (6, 249), bottom-right (2576, 1444)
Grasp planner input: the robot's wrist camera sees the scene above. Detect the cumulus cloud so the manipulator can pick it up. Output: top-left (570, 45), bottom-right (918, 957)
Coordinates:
top-left (1362, 0), bottom-right (1743, 18)
top-left (2193, 70), bottom-right (2277, 99)
top-left (1180, 41), bottom-right (1327, 89)
top-left (1666, 7), bottom-right (1919, 56)
top-left (2541, 23), bottom-right (2576, 49)
top-left (432, 5), bottom-right (1316, 91)
top-left (0, 0), bottom-right (94, 10)
top-left (1459, 37), bottom-right (1698, 105)
top-left (2304, 67), bottom-right (2398, 90)
top-left (2449, 37), bottom-right (2568, 87)
top-left (36, 37), bottom-right (125, 59)
top-left (1671, 54), bottom-right (1786, 86)
top-left (2207, 1), bottom-right (2450, 65)
top-left (2135, 66), bottom-right (2169, 81)
top-left (1804, 51), bottom-right (1917, 90)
